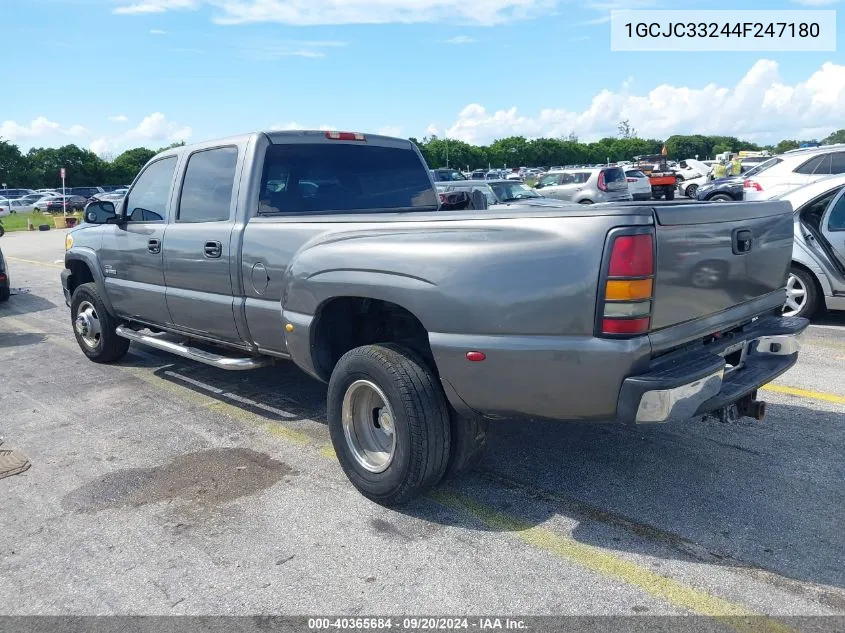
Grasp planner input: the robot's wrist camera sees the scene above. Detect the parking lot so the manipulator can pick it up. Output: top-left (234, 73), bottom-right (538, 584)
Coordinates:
top-left (1, 228), bottom-right (844, 619)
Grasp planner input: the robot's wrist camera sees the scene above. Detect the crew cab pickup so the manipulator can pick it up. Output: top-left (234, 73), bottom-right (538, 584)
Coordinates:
top-left (61, 130), bottom-right (808, 506)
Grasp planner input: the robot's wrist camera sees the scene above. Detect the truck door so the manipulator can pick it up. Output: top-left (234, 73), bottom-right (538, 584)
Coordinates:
top-left (162, 145), bottom-right (243, 344)
top-left (98, 155), bottom-right (177, 325)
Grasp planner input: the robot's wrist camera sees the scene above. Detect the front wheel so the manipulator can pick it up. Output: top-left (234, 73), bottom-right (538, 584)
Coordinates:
top-left (579, 199), bottom-right (593, 204)
top-left (70, 282), bottom-right (130, 363)
top-left (686, 184), bottom-right (698, 198)
top-left (708, 193), bottom-right (733, 202)
top-left (327, 344), bottom-right (451, 506)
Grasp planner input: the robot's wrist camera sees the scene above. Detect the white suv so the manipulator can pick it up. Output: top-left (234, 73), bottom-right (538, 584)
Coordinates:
top-left (743, 145), bottom-right (845, 201)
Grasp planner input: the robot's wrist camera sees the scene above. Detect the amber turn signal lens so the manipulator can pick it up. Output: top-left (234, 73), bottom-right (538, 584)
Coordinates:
top-left (605, 278), bottom-right (653, 301)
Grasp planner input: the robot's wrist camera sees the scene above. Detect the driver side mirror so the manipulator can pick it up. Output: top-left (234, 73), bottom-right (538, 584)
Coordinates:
top-left (84, 200), bottom-right (118, 225)
top-left (534, 181), bottom-right (543, 189)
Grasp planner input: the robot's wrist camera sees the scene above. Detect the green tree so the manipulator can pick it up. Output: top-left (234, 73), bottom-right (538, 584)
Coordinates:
top-left (823, 129), bottom-right (845, 145)
top-left (108, 147), bottom-right (156, 184)
top-left (0, 140), bottom-right (27, 187)
top-left (774, 139), bottom-right (800, 154)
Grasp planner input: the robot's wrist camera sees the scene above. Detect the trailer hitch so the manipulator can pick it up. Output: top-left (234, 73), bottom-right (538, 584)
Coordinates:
top-left (708, 391), bottom-right (767, 424)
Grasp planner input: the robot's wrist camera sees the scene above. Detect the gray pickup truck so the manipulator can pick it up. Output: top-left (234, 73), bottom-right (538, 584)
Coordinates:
top-left (62, 130), bottom-right (808, 506)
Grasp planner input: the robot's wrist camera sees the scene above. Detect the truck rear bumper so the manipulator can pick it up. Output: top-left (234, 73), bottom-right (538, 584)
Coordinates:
top-left (615, 316), bottom-right (808, 423)
top-left (431, 315), bottom-right (808, 424)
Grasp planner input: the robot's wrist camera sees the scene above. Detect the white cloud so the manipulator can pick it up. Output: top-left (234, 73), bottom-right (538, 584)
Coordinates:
top-left (270, 122), bottom-right (337, 131)
top-left (108, 115), bottom-right (129, 122)
top-left (149, 28), bottom-right (169, 34)
top-left (436, 59), bottom-right (845, 145)
top-left (379, 125), bottom-right (402, 137)
top-left (90, 112), bottom-right (192, 156)
top-left (112, 0), bottom-right (558, 25)
top-left (114, 0), bottom-right (198, 14)
top-left (444, 35), bottom-right (475, 44)
top-left (0, 117), bottom-right (90, 141)
top-left (242, 40), bottom-right (348, 59)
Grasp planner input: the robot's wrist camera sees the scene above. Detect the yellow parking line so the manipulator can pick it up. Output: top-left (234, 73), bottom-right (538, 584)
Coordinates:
top-left (432, 491), bottom-right (794, 631)
top-left (6, 256), bottom-right (64, 269)
top-left (761, 384), bottom-right (845, 405)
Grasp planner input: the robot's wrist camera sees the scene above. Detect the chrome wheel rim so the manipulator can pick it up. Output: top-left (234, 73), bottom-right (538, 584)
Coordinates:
top-left (341, 380), bottom-right (396, 473)
top-left (783, 274), bottom-right (806, 316)
top-left (74, 300), bottom-right (102, 349)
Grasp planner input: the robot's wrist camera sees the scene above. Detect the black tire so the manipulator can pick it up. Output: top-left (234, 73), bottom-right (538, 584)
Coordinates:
top-left (446, 412), bottom-right (489, 477)
top-left (665, 188), bottom-right (675, 201)
top-left (579, 199), bottom-right (593, 205)
top-left (686, 184), bottom-right (698, 198)
top-left (70, 282), bottom-right (130, 363)
top-left (784, 266), bottom-right (820, 319)
top-left (0, 286), bottom-right (9, 302)
top-left (708, 193), bottom-right (733, 202)
top-left (0, 224), bottom-right (4, 237)
top-left (327, 343), bottom-right (451, 506)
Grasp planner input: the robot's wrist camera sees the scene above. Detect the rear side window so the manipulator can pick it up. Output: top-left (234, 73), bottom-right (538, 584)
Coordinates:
top-left (828, 193), bottom-right (845, 231)
top-left (795, 155), bottom-right (827, 175)
top-left (124, 156), bottom-right (177, 223)
top-left (573, 172), bottom-right (591, 184)
top-left (829, 152), bottom-right (845, 174)
top-left (178, 146), bottom-right (239, 223)
top-left (259, 143), bottom-right (437, 215)
top-left (602, 168), bottom-right (625, 183)
top-left (625, 170), bottom-right (646, 178)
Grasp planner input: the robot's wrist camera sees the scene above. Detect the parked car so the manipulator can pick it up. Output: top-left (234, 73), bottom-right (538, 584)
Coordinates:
top-left (430, 168), bottom-right (466, 182)
top-left (772, 174), bottom-right (845, 319)
top-left (743, 146), bottom-right (845, 201)
top-left (0, 199), bottom-right (28, 214)
top-left (674, 159), bottom-right (712, 181)
top-left (65, 186), bottom-right (106, 200)
top-left (45, 195), bottom-right (87, 212)
top-left (438, 179), bottom-right (573, 208)
top-left (678, 174), bottom-right (708, 199)
top-left (63, 129), bottom-right (807, 505)
top-left (623, 169), bottom-right (652, 200)
top-left (0, 188), bottom-right (36, 199)
top-left (33, 193), bottom-right (63, 211)
top-left (534, 167), bottom-right (632, 204)
top-left (0, 244), bottom-right (9, 301)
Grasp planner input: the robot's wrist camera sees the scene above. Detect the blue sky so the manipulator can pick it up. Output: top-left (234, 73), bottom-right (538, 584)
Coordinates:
top-left (3, 0), bottom-right (843, 155)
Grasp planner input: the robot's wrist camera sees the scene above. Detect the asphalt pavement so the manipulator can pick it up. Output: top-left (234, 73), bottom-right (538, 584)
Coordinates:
top-left (0, 228), bottom-right (843, 621)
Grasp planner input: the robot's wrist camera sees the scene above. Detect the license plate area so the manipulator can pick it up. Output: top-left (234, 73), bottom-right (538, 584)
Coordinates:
top-left (720, 340), bottom-right (748, 375)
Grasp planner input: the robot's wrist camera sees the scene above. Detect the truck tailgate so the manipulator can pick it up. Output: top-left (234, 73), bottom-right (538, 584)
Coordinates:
top-left (650, 201), bottom-right (793, 331)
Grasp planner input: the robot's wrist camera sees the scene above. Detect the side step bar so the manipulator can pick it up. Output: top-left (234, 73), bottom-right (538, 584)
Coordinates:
top-left (115, 326), bottom-right (274, 371)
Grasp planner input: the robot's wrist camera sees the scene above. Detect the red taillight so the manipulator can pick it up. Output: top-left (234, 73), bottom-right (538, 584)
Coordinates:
top-left (0, 273), bottom-right (6, 282)
top-left (601, 317), bottom-right (650, 335)
top-left (597, 170), bottom-right (607, 192)
top-left (608, 234), bottom-right (653, 278)
top-left (743, 179), bottom-right (763, 191)
top-left (600, 232), bottom-right (655, 337)
top-left (325, 131), bottom-right (366, 141)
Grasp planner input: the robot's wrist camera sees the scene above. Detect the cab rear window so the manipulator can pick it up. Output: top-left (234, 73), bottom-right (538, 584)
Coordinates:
top-left (259, 144), bottom-right (438, 215)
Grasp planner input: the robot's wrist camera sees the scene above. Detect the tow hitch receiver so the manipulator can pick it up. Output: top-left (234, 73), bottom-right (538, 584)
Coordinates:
top-left (710, 391), bottom-right (767, 423)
